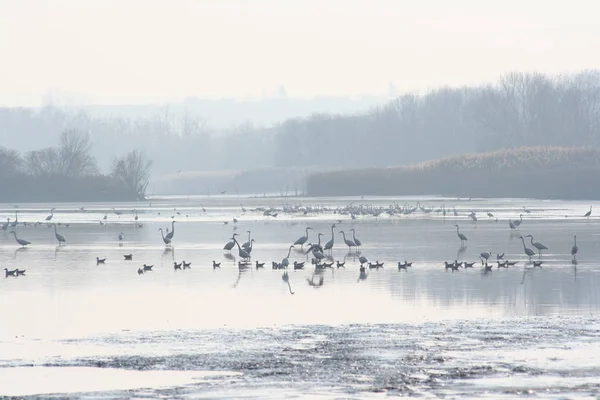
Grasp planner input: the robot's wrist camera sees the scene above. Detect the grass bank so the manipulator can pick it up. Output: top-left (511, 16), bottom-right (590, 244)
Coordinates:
top-left (306, 146), bottom-right (600, 200)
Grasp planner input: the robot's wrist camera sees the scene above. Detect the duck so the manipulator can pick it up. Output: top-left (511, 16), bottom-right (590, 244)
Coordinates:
top-left (124, 254), bottom-right (133, 261)
top-left (96, 257), bottom-right (106, 264)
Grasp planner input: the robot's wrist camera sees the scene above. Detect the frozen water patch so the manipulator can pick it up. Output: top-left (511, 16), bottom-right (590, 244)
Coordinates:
top-left (0, 366), bottom-right (241, 397)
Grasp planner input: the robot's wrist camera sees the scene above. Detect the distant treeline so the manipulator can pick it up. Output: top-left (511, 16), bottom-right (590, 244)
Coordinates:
top-left (3, 70), bottom-right (600, 187)
top-left (0, 129), bottom-right (152, 203)
top-left (306, 146), bottom-right (600, 200)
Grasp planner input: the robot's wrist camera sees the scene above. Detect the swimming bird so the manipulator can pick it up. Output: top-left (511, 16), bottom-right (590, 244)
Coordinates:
top-left (532, 261), bottom-right (543, 268)
top-left (454, 224), bottom-right (467, 245)
top-left (526, 235), bottom-right (548, 256)
top-left (53, 224), bottom-right (66, 245)
top-left (571, 235), bottom-right (578, 259)
top-left (9, 231), bottom-right (30, 247)
top-left (358, 254), bottom-right (368, 266)
top-left (255, 261), bottom-right (265, 269)
top-left (124, 254), bottom-right (133, 261)
top-left (336, 261), bottom-right (345, 268)
top-left (143, 264), bottom-right (153, 271)
top-left (16, 269), bottom-right (26, 276)
top-left (137, 268), bottom-right (144, 275)
top-left (518, 236), bottom-right (536, 260)
top-left (213, 260), bottom-right (221, 269)
top-left (4, 268), bottom-right (17, 277)
top-left (173, 261), bottom-right (182, 270)
top-left (96, 257), bottom-right (106, 265)
top-left (293, 227), bottom-right (312, 247)
top-left (182, 261), bottom-right (192, 269)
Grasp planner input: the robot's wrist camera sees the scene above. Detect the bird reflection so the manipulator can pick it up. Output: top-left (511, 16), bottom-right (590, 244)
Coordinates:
top-left (456, 246), bottom-right (467, 260)
top-left (224, 253), bottom-right (236, 262)
top-left (282, 271), bottom-right (294, 294)
top-left (357, 266), bottom-right (368, 282)
top-left (13, 247), bottom-right (28, 259)
top-left (306, 274), bottom-right (324, 288)
top-left (232, 268), bottom-right (249, 288)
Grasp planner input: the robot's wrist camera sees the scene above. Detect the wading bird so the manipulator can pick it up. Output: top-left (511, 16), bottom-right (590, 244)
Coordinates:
top-left (10, 231), bottom-right (30, 247)
top-left (454, 224), bottom-right (468, 245)
top-left (518, 236), bottom-right (536, 260)
top-left (526, 235), bottom-right (548, 256)
top-left (53, 224), bottom-right (66, 245)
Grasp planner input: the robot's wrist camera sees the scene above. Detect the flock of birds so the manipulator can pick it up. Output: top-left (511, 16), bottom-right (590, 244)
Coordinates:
top-left (1, 202), bottom-right (591, 292)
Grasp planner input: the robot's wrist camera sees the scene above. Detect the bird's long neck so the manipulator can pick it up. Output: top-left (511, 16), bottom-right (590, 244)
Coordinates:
top-left (340, 232), bottom-right (346, 240)
top-left (287, 247), bottom-right (293, 258)
top-left (247, 231), bottom-right (251, 241)
top-left (233, 238), bottom-right (241, 249)
top-left (520, 237), bottom-right (526, 249)
top-left (317, 235), bottom-right (321, 245)
top-left (330, 226), bottom-right (334, 238)
top-left (352, 231), bottom-right (357, 240)
top-left (160, 230), bottom-right (165, 239)
top-left (171, 221), bottom-right (175, 232)
top-left (455, 226), bottom-right (459, 233)
top-left (53, 225), bottom-right (57, 233)
top-left (529, 237), bottom-right (534, 245)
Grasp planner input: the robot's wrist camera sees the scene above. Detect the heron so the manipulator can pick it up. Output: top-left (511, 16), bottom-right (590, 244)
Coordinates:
top-left (245, 239), bottom-right (256, 254)
top-left (53, 224), bottom-right (66, 245)
top-left (323, 224), bottom-right (336, 253)
top-left (118, 232), bottom-right (124, 241)
top-left (45, 208), bottom-right (55, 221)
top-left (454, 224), bottom-right (468, 245)
top-left (233, 236), bottom-right (251, 260)
top-left (350, 228), bottom-right (362, 250)
top-left (223, 234), bottom-right (239, 252)
top-left (158, 228), bottom-right (172, 245)
top-left (339, 231), bottom-right (356, 252)
top-left (584, 206), bottom-right (592, 219)
top-left (508, 219), bottom-right (516, 230)
top-left (281, 245), bottom-right (295, 268)
top-left (518, 236), bottom-right (536, 260)
top-left (293, 227), bottom-right (312, 247)
top-left (571, 235), bottom-right (578, 259)
top-left (479, 251), bottom-right (492, 265)
top-left (242, 230), bottom-right (252, 250)
top-left (10, 231), bottom-right (30, 247)
top-left (525, 235), bottom-right (548, 256)
top-left (134, 209), bottom-right (139, 221)
top-left (165, 221), bottom-right (176, 240)
top-left (513, 214), bottom-right (524, 228)
top-left (358, 254), bottom-right (368, 266)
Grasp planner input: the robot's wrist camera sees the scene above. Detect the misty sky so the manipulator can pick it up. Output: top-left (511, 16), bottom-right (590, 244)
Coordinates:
top-left (1, 0), bottom-right (598, 106)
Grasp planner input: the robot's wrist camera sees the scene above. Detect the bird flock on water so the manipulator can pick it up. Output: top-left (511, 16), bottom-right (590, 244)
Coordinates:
top-left (1, 202), bottom-right (589, 292)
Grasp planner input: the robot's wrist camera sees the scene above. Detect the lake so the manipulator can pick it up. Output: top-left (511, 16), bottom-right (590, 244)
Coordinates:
top-left (1, 195), bottom-right (599, 398)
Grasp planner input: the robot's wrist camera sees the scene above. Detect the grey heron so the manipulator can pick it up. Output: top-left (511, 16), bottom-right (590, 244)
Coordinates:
top-left (45, 208), bottom-right (55, 221)
top-left (223, 233), bottom-right (239, 252)
top-left (323, 224), bottom-right (336, 253)
top-left (339, 231), bottom-right (356, 252)
top-left (9, 231), bottom-right (30, 247)
top-left (53, 224), bottom-right (66, 245)
top-left (293, 227), bottom-right (312, 247)
top-left (454, 224), bottom-right (467, 245)
top-left (165, 221), bottom-right (176, 240)
top-left (518, 236), bottom-right (536, 260)
top-left (158, 228), bottom-right (172, 245)
top-left (281, 245), bottom-right (294, 268)
top-left (350, 228), bottom-right (362, 250)
top-left (584, 206), bottom-right (592, 218)
top-left (571, 235), bottom-right (578, 259)
top-left (525, 235), bottom-right (548, 256)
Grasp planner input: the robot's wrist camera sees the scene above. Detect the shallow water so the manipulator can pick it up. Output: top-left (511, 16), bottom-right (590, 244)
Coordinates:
top-left (0, 195), bottom-right (599, 398)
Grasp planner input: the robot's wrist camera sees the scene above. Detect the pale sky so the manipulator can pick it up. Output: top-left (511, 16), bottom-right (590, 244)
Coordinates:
top-left (0, 0), bottom-right (599, 106)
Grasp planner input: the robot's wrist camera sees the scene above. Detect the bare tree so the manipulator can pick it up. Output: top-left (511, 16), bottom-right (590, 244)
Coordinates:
top-left (59, 128), bottom-right (98, 177)
top-left (24, 147), bottom-right (63, 176)
top-left (111, 150), bottom-right (152, 199)
top-left (0, 146), bottom-right (24, 177)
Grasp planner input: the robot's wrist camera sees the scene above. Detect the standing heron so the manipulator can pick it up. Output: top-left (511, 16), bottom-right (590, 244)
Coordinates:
top-left (45, 208), bottom-right (55, 221)
top-left (479, 251), bottom-right (492, 265)
top-left (165, 221), bottom-right (176, 240)
top-left (350, 228), bottom-right (362, 250)
top-left (242, 230), bottom-right (252, 250)
top-left (323, 224), bottom-right (336, 253)
top-left (508, 219), bottom-right (516, 230)
top-left (233, 236), bottom-right (251, 260)
top-left (525, 235), bottom-right (548, 256)
top-left (10, 231), bottom-right (30, 247)
top-left (118, 232), bottom-right (124, 242)
top-left (571, 235), bottom-right (578, 260)
top-left (281, 245), bottom-right (295, 268)
top-left (513, 214), bottom-right (524, 228)
top-left (339, 231), bottom-right (356, 252)
top-left (518, 236), bottom-right (536, 260)
top-left (158, 228), bottom-right (172, 245)
top-left (584, 206), bottom-right (592, 219)
top-left (53, 224), bottom-right (66, 245)
top-left (454, 224), bottom-right (468, 246)
top-left (293, 227), bottom-right (312, 248)
top-left (223, 233), bottom-right (239, 252)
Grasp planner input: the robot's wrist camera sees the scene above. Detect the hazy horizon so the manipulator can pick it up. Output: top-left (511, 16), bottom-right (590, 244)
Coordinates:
top-left (2, 0), bottom-right (599, 107)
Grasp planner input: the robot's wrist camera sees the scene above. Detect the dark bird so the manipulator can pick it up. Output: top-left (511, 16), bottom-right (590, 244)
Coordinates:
top-left (124, 254), bottom-right (133, 261)
top-left (182, 260), bottom-right (192, 269)
top-left (96, 257), bottom-right (106, 264)
top-left (4, 268), bottom-right (17, 277)
top-left (173, 261), bottom-right (182, 270)
top-left (213, 260), bottom-right (221, 269)
top-left (143, 264), bottom-right (153, 271)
